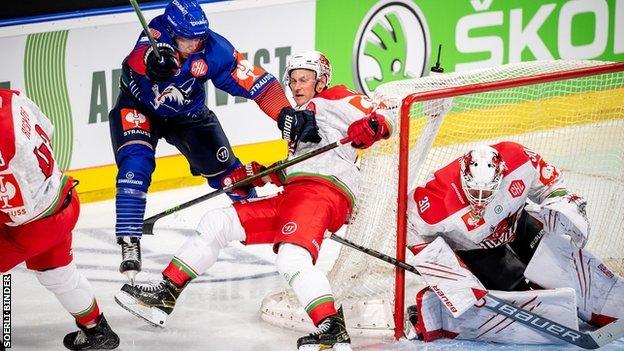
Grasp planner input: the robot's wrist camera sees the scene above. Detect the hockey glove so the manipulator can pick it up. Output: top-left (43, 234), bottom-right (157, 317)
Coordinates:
top-left (144, 43), bottom-right (179, 83)
top-left (277, 107), bottom-right (322, 144)
top-left (535, 193), bottom-right (590, 248)
top-left (221, 161), bottom-right (283, 189)
top-left (347, 113), bottom-right (390, 149)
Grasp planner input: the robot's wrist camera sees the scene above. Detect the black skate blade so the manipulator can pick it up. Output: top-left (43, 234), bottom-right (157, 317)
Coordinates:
top-left (114, 291), bottom-right (168, 328)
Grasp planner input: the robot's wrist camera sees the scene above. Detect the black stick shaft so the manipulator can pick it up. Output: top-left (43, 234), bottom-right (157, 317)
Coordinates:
top-left (143, 137), bottom-right (350, 234)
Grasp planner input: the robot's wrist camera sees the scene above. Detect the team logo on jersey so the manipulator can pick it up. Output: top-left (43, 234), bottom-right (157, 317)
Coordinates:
top-left (190, 59), bottom-right (208, 77)
top-left (508, 179), bottom-right (525, 198)
top-left (120, 108), bottom-right (151, 134)
top-left (352, 0), bottom-right (430, 96)
top-left (0, 174), bottom-right (24, 209)
top-left (348, 95), bottom-right (375, 114)
top-left (151, 78), bottom-right (194, 111)
top-left (233, 52), bottom-right (267, 95)
top-left (481, 211), bottom-right (520, 249)
top-left (150, 28), bottom-right (161, 39)
top-left (281, 222), bottom-right (298, 235)
top-left (538, 161), bottom-right (559, 186)
top-left (461, 211), bottom-right (485, 231)
top-left (216, 146), bottom-right (229, 162)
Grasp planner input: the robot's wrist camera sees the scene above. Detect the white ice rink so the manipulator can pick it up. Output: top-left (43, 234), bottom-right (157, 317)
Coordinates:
top-left (8, 184), bottom-right (624, 350)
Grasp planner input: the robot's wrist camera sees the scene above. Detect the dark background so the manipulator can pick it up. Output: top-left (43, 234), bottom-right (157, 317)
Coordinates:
top-left (0, 0), bottom-right (223, 21)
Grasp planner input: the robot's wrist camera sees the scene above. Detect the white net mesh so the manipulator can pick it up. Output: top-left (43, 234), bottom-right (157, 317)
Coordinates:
top-left (261, 60), bottom-right (624, 337)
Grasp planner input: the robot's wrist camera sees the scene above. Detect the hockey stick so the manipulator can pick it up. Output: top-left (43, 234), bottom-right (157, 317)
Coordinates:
top-left (142, 137), bottom-right (351, 234)
top-left (129, 0), bottom-right (161, 60)
top-left (329, 234), bottom-right (624, 349)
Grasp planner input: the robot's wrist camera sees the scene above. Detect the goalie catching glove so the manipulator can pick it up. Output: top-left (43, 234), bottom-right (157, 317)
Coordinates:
top-left (531, 192), bottom-right (590, 248)
top-left (144, 43), bottom-right (180, 82)
top-left (347, 112), bottom-right (391, 149)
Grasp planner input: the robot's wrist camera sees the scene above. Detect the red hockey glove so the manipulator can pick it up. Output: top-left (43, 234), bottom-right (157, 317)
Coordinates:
top-left (347, 113), bottom-right (390, 149)
top-left (221, 161), bottom-right (283, 189)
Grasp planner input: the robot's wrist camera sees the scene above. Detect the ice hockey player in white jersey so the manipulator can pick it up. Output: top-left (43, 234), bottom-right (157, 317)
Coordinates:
top-left (114, 51), bottom-right (394, 350)
top-left (406, 141), bottom-right (623, 344)
top-left (0, 89), bottom-right (120, 350)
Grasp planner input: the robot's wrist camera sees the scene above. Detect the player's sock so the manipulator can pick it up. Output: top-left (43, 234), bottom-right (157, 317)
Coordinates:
top-left (162, 257), bottom-right (197, 287)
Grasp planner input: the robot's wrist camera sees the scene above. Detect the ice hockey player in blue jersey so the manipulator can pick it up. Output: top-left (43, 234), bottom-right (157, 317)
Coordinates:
top-left (109, 0), bottom-right (321, 283)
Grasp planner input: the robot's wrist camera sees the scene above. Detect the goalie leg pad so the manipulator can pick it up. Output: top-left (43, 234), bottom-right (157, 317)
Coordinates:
top-left (415, 287), bottom-right (579, 344)
top-left (525, 233), bottom-right (624, 325)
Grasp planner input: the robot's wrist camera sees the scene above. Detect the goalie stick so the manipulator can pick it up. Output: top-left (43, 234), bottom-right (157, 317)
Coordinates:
top-left (329, 233), bottom-right (624, 349)
top-left (142, 137), bottom-right (351, 234)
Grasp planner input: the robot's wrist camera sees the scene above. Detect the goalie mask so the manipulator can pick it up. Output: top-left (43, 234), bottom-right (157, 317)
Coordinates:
top-left (283, 51), bottom-right (332, 87)
top-left (459, 145), bottom-right (506, 216)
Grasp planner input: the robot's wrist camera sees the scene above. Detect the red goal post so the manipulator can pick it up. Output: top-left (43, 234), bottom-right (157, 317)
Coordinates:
top-left (393, 60), bottom-right (624, 339)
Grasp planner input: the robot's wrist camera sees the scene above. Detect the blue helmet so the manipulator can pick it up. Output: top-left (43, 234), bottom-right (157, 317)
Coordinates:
top-left (164, 0), bottom-right (209, 39)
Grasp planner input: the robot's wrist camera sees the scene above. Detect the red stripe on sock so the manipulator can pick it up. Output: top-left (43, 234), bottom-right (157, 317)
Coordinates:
top-left (75, 303), bottom-right (101, 327)
top-left (308, 301), bottom-right (337, 326)
top-left (163, 261), bottom-right (192, 288)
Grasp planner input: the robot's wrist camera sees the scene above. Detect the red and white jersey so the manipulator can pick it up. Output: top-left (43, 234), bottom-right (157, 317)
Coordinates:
top-left (0, 90), bottom-right (71, 226)
top-left (285, 85), bottom-right (394, 207)
top-left (408, 141), bottom-right (565, 251)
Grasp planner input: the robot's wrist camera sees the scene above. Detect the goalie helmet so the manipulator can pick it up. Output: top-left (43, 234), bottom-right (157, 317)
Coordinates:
top-left (164, 0), bottom-right (209, 40)
top-left (283, 51), bottom-right (332, 86)
top-left (459, 145), bottom-right (506, 216)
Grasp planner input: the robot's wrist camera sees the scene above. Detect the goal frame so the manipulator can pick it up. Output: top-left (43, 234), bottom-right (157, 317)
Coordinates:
top-left (393, 61), bottom-right (624, 340)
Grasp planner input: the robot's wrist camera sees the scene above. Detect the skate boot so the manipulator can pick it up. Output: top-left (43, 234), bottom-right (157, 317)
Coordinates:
top-left (114, 277), bottom-right (183, 327)
top-left (63, 314), bottom-right (120, 350)
top-left (405, 304), bottom-right (423, 340)
top-left (297, 307), bottom-right (351, 351)
top-left (118, 237), bottom-right (141, 284)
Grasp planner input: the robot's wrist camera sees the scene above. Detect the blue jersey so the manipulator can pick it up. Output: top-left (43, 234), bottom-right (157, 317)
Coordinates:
top-left (120, 15), bottom-right (277, 118)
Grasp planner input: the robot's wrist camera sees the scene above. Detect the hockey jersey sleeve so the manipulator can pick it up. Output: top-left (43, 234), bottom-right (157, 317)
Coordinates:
top-left (521, 145), bottom-right (568, 203)
top-left (208, 32), bottom-right (287, 119)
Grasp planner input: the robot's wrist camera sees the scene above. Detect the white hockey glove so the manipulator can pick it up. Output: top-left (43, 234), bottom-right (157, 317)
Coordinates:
top-left (532, 193), bottom-right (590, 249)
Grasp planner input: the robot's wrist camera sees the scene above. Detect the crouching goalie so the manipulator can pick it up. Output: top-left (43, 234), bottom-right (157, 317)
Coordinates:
top-left (405, 141), bottom-right (623, 344)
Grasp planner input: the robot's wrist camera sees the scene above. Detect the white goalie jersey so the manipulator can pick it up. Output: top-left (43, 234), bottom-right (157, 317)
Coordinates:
top-left (284, 84), bottom-right (394, 204)
top-left (407, 141), bottom-right (565, 251)
top-left (0, 89), bottom-right (71, 226)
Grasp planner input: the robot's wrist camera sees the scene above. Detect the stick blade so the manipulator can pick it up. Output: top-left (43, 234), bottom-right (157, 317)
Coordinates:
top-left (142, 221), bottom-right (155, 235)
top-left (587, 317), bottom-right (624, 348)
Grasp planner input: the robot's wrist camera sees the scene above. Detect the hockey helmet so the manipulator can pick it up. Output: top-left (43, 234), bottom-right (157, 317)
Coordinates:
top-left (459, 145), bottom-right (506, 215)
top-left (283, 51), bottom-right (332, 86)
top-left (164, 0), bottom-right (209, 40)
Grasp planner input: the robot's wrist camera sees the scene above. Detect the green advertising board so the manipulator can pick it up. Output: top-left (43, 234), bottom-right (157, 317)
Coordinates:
top-left (316, 0), bottom-right (624, 95)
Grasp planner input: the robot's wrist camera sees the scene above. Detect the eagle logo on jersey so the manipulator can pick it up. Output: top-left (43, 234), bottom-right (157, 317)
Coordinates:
top-left (151, 78), bottom-right (194, 111)
top-left (0, 174), bottom-right (25, 209)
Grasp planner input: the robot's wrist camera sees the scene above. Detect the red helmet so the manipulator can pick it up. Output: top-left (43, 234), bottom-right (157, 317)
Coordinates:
top-left (459, 145), bottom-right (506, 216)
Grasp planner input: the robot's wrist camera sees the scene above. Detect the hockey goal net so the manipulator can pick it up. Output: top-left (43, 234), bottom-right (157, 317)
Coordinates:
top-left (260, 60), bottom-right (624, 339)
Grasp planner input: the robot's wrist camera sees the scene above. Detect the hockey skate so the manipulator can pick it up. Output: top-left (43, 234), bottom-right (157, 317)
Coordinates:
top-left (114, 277), bottom-right (182, 328)
top-left (118, 237), bottom-right (141, 284)
top-left (297, 307), bottom-right (352, 351)
top-left (63, 314), bottom-right (120, 350)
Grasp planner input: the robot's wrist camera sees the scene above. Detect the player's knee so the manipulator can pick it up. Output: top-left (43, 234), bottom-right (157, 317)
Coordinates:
top-left (276, 244), bottom-right (314, 283)
top-left (116, 143), bottom-right (155, 193)
top-left (196, 206), bottom-right (245, 246)
top-left (35, 262), bottom-right (90, 295)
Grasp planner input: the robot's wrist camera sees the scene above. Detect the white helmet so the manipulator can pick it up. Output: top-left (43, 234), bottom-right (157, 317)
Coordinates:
top-left (459, 145), bottom-right (506, 216)
top-left (283, 51), bottom-right (332, 86)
